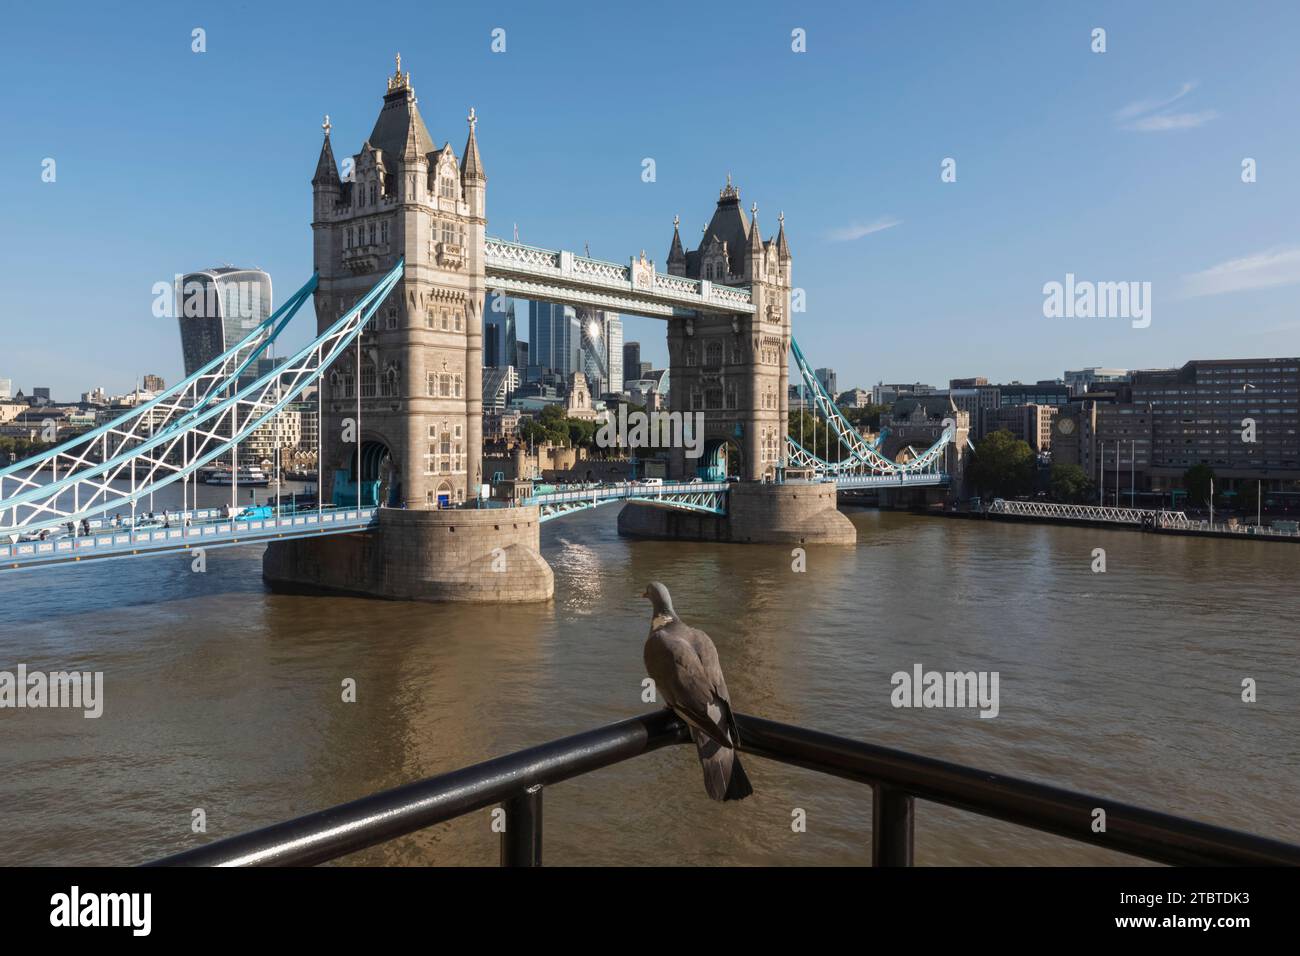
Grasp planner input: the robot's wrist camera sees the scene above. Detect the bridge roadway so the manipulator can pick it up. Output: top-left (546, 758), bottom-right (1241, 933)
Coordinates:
top-left (1, 473), bottom-right (949, 572)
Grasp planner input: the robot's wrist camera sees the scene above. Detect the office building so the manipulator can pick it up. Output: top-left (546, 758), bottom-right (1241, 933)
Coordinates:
top-left (176, 267), bottom-right (273, 376)
top-left (483, 365), bottom-right (521, 413)
top-left (872, 382), bottom-right (935, 406)
top-left (529, 301), bottom-right (580, 378)
top-left (1064, 368), bottom-right (1130, 397)
top-left (484, 292), bottom-right (518, 369)
top-left (986, 404), bottom-right (1057, 453)
top-left (623, 342), bottom-right (641, 378)
top-left (577, 308), bottom-right (623, 396)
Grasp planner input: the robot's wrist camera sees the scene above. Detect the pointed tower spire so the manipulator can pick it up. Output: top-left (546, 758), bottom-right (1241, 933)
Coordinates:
top-left (748, 202), bottom-right (764, 255)
top-left (462, 106), bottom-right (485, 182)
top-left (313, 115), bottom-right (340, 186)
top-left (776, 211), bottom-right (790, 259)
top-left (668, 214), bottom-right (685, 263)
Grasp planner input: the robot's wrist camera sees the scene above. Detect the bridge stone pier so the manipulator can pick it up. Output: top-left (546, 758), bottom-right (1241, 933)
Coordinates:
top-left (264, 506), bottom-right (552, 603)
top-left (618, 483), bottom-right (855, 545)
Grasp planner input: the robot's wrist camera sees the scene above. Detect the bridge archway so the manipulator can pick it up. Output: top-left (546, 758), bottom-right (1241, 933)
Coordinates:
top-left (699, 437), bottom-right (743, 481)
top-left (334, 439), bottom-right (399, 507)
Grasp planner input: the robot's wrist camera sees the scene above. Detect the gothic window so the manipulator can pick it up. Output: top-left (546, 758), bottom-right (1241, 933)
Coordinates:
top-left (368, 224), bottom-right (375, 245)
top-left (454, 375), bottom-right (463, 398)
top-left (440, 174), bottom-right (456, 200)
top-left (440, 308), bottom-right (450, 331)
top-left (360, 362), bottom-right (376, 398)
top-left (454, 311), bottom-right (463, 332)
top-left (732, 347), bottom-right (742, 365)
top-left (369, 183), bottom-right (376, 205)
top-left (343, 230), bottom-right (349, 249)
top-left (685, 345), bottom-right (697, 366)
top-left (385, 306), bottom-right (398, 330)
top-left (381, 366), bottom-right (398, 397)
top-left (705, 341), bottom-right (723, 367)
top-left (440, 374), bottom-right (452, 397)
top-left (381, 222), bottom-right (389, 244)
top-left (706, 388), bottom-right (723, 410)
top-left (426, 307), bottom-right (435, 329)
top-left (726, 385), bottom-right (737, 409)
top-left (426, 371), bottom-right (436, 396)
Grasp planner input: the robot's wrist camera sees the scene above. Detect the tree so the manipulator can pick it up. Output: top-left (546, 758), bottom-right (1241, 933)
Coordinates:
top-left (1049, 462), bottom-right (1091, 503)
top-left (1236, 480), bottom-right (1261, 520)
top-left (970, 430), bottom-right (1035, 498)
top-left (788, 410), bottom-right (845, 463)
top-left (839, 403), bottom-right (889, 431)
top-left (1183, 464), bottom-right (1216, 509)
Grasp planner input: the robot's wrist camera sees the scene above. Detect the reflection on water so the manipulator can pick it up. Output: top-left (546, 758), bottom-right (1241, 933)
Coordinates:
top-left (0, 505), bottom-right (1296, 865)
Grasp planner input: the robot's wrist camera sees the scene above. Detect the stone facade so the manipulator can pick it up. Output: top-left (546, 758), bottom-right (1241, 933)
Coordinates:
top-left (263, 506), bottom-right (553, 603)
top-left (312, 57), bottom-right (485, 508)
top-left (665, 181), bottom-right (792, 482)
top-left (617, 483), bottom-right (855, 545)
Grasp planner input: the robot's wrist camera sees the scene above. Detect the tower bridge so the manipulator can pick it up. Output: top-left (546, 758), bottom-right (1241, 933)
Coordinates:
top-left (0, 57), bottom-right (960, 594)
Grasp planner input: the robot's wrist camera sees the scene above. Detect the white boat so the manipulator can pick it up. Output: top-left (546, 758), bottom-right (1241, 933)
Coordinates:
top-left (203, 468), bottom-right (271, 487)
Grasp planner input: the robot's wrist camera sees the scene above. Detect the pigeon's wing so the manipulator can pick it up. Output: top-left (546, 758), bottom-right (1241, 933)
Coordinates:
top-left (650, 623), bottom-right (734, 749)
top-left (684, 625), bottom-right (742, 749)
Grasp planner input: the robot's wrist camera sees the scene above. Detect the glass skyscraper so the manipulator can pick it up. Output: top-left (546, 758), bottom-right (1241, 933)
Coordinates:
top-left (528, 301), bottom-right (580, 378)
top-left (574, 308), bottom-right (622, 398)
top-left (484, 292), bottom-right (518, 369)
top-left (176, 267), bottom-right (273, 376)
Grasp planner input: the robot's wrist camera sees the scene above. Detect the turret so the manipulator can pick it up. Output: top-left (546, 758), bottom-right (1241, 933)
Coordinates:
top-left (667, 215), bottom-right (686, 276)
top-left (313, 116), bottom-right (341, 213)
top-left (745, 203), bottom-right (765, 282)
top-left (461, 107), bottom-right (485, 218)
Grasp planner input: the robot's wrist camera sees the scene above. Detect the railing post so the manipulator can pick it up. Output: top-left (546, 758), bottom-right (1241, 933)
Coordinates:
top-left (872, 784), bottom-right (914, 866)
top-left (500, 784), bottom-right (543, 867)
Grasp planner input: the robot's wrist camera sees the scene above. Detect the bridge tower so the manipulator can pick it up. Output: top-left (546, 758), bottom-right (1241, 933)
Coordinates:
top-left (311, 56), bottom-right (484, 509)
top-left (665, 178), bottom-right (791, 482)
top-left (268, 57), bottom-right (552, 603)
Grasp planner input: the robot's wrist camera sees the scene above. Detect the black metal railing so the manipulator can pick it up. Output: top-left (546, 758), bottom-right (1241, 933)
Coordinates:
top-left (148, 710), bottom-right (1300, 867)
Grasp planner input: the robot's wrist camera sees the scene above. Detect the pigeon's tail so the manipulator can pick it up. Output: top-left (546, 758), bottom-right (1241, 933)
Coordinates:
top-left (692, 728), bottom-right (754, 802)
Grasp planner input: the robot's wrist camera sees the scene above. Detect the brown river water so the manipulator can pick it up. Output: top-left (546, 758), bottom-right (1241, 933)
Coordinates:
top-left (1, 490), bottom-right (1296, 865)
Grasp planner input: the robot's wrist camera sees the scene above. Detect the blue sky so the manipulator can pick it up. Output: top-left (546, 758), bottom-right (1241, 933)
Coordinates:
top-left (3, 0), bottom-right (1299, 398)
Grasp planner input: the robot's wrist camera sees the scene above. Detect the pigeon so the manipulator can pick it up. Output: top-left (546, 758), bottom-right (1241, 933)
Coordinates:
top-left (642, 582), bottom-right (753, 802)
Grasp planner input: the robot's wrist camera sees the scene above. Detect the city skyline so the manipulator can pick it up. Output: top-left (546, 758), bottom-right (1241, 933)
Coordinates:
top-left (5, 2), bottom-right (1300, 398)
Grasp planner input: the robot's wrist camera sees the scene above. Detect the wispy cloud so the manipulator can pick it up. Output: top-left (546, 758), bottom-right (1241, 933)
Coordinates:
top-left (1115, 81), bottom-right (1217, 132)
top-left (1182, 247), bottom-right (1300, 298)
top-left (827, 217), bottom-right (901, 242)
